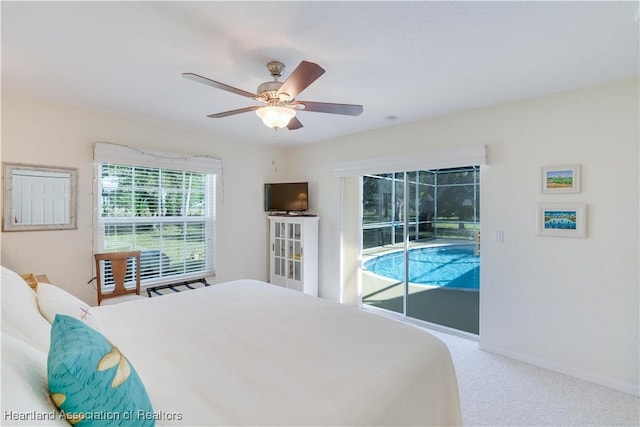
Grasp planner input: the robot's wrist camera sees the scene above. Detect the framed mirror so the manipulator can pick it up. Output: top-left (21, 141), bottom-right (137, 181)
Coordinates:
top-left (2, 162), bottom-right (78, 231)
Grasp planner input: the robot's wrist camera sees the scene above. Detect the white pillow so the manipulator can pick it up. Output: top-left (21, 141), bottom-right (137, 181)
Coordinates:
top-left (37, 283), bottom-right (103, 331)
top-left (1, 267), bottom-right (52, 352)
top-left (0, 332), bottom-right (69, 426)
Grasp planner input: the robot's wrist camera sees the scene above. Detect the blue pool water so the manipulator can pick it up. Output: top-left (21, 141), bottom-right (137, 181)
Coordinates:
top-left (364, 244), bottom-right (480, 290)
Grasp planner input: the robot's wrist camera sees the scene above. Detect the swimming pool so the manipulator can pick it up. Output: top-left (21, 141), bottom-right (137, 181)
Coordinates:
top-left (364, 244), bottom-right (480, 290)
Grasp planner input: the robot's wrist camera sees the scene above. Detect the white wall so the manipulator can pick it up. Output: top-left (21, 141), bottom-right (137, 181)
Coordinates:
top-left (0, 93), bottom-right (286, 304)
top-left (284, 79), bottom-right (639, 395)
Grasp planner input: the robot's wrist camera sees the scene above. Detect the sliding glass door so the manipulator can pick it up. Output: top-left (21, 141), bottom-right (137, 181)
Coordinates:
top-left (361, 172), bottom-right (405, 314)
top-left (361, 167), bottom-right (480, 334)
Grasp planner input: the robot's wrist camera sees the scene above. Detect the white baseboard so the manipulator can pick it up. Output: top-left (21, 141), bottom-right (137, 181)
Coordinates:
top-left (479, 342), bottom-right (640, 397)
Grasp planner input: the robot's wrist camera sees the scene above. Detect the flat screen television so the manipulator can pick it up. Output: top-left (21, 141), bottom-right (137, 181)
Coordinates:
top-left (264, 182), bottom-right (308, 212)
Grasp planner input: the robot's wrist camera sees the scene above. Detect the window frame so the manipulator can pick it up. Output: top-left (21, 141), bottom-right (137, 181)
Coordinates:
top-left (93, 143), bottom-right (220, 287)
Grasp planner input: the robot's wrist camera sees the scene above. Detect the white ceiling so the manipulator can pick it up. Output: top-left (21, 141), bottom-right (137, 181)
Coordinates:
top-left (2, 1), bottom-right (639, 146)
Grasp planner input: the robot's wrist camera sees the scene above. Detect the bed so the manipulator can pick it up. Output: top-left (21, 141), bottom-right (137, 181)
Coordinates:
top-left (1, 266), bottom-right (462, 426)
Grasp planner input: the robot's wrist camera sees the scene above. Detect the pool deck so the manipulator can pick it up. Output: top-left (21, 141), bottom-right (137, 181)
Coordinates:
top-left (363, 238), bottom-right (476, 258)
top-left (362, 238), bottom-right (480, 334)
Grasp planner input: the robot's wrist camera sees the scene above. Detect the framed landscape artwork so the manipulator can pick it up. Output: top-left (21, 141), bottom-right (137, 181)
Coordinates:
top-left (541, 164), bottom-right (580, 193)
top-left (536, 203), bottom-right (587, 238)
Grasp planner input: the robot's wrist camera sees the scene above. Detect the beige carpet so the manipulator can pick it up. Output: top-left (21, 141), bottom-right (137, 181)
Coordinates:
top-left (419, 326), bottom-right (639, 426)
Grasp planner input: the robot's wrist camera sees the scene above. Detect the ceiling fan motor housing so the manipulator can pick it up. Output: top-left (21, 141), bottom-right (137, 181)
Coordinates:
top-left (257, 61), bottom-right (292, 102)
top-left (257, 80), bottom-right (287, 102)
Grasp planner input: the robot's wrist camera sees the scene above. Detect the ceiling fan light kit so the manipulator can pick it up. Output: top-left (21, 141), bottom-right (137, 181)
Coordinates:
top-left (256, 105), bottom-right (296, 129)
top-left (183, 60), bottom-right (363, 131)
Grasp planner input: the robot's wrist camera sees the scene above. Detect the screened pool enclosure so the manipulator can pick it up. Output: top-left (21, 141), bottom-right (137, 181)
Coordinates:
top-left (361, 166), bottom-right (480, 334)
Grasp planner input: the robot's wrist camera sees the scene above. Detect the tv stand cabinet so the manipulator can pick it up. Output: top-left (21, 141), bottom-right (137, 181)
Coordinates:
top-left (268, 215), bottom-right (319, 296)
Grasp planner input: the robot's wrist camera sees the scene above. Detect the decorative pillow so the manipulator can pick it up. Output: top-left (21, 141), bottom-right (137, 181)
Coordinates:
top-left (48, 315), bottom-right (154, 426)
top-left (37, 283), bottom-right (103, 331)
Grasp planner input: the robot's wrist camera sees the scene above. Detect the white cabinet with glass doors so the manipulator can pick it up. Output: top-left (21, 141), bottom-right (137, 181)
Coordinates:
top-left (268, 215), bottom-right (318, 296)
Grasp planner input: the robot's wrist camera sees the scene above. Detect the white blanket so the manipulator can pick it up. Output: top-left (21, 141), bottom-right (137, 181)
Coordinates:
top-left (97, 280), bottom-right (462, 426)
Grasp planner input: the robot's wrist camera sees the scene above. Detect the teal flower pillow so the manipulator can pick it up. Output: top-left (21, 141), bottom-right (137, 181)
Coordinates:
top-left (47, 315), bottom-right (154, 426)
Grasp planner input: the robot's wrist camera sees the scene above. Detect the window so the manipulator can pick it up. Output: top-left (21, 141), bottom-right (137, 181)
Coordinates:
top-left (94, 143), bottom-right (219, 286)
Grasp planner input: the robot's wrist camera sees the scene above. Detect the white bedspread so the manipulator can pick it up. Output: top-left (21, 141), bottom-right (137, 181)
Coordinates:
top-left (97, 280), bottom-right (461, 426)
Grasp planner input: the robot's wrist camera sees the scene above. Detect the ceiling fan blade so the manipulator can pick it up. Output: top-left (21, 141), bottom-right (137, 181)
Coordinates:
top-left (292, 101), bottom-right (363, 116)
top-left (277, 61), bottom-right (325, 99)
top-left (183, 73), bottom-right (260, 99)
top-left (287, 116), bottom-right (304, 130)
top-left (207, 106), bottom-right (260, 118)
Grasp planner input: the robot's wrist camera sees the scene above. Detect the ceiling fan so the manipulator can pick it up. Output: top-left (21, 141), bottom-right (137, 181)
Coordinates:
top-left (183, 60), bottom-right (363, 130)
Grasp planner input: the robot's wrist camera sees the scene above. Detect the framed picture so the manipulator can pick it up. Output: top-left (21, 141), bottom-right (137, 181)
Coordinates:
top-left (541, 164), bottom-right (580, 193)
top-left (536, 203), bottom-right (587, 238)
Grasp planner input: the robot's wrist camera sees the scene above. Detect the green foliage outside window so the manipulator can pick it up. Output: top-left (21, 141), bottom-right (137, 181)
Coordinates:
top-left (99, 164), bottom-right (212, 283)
